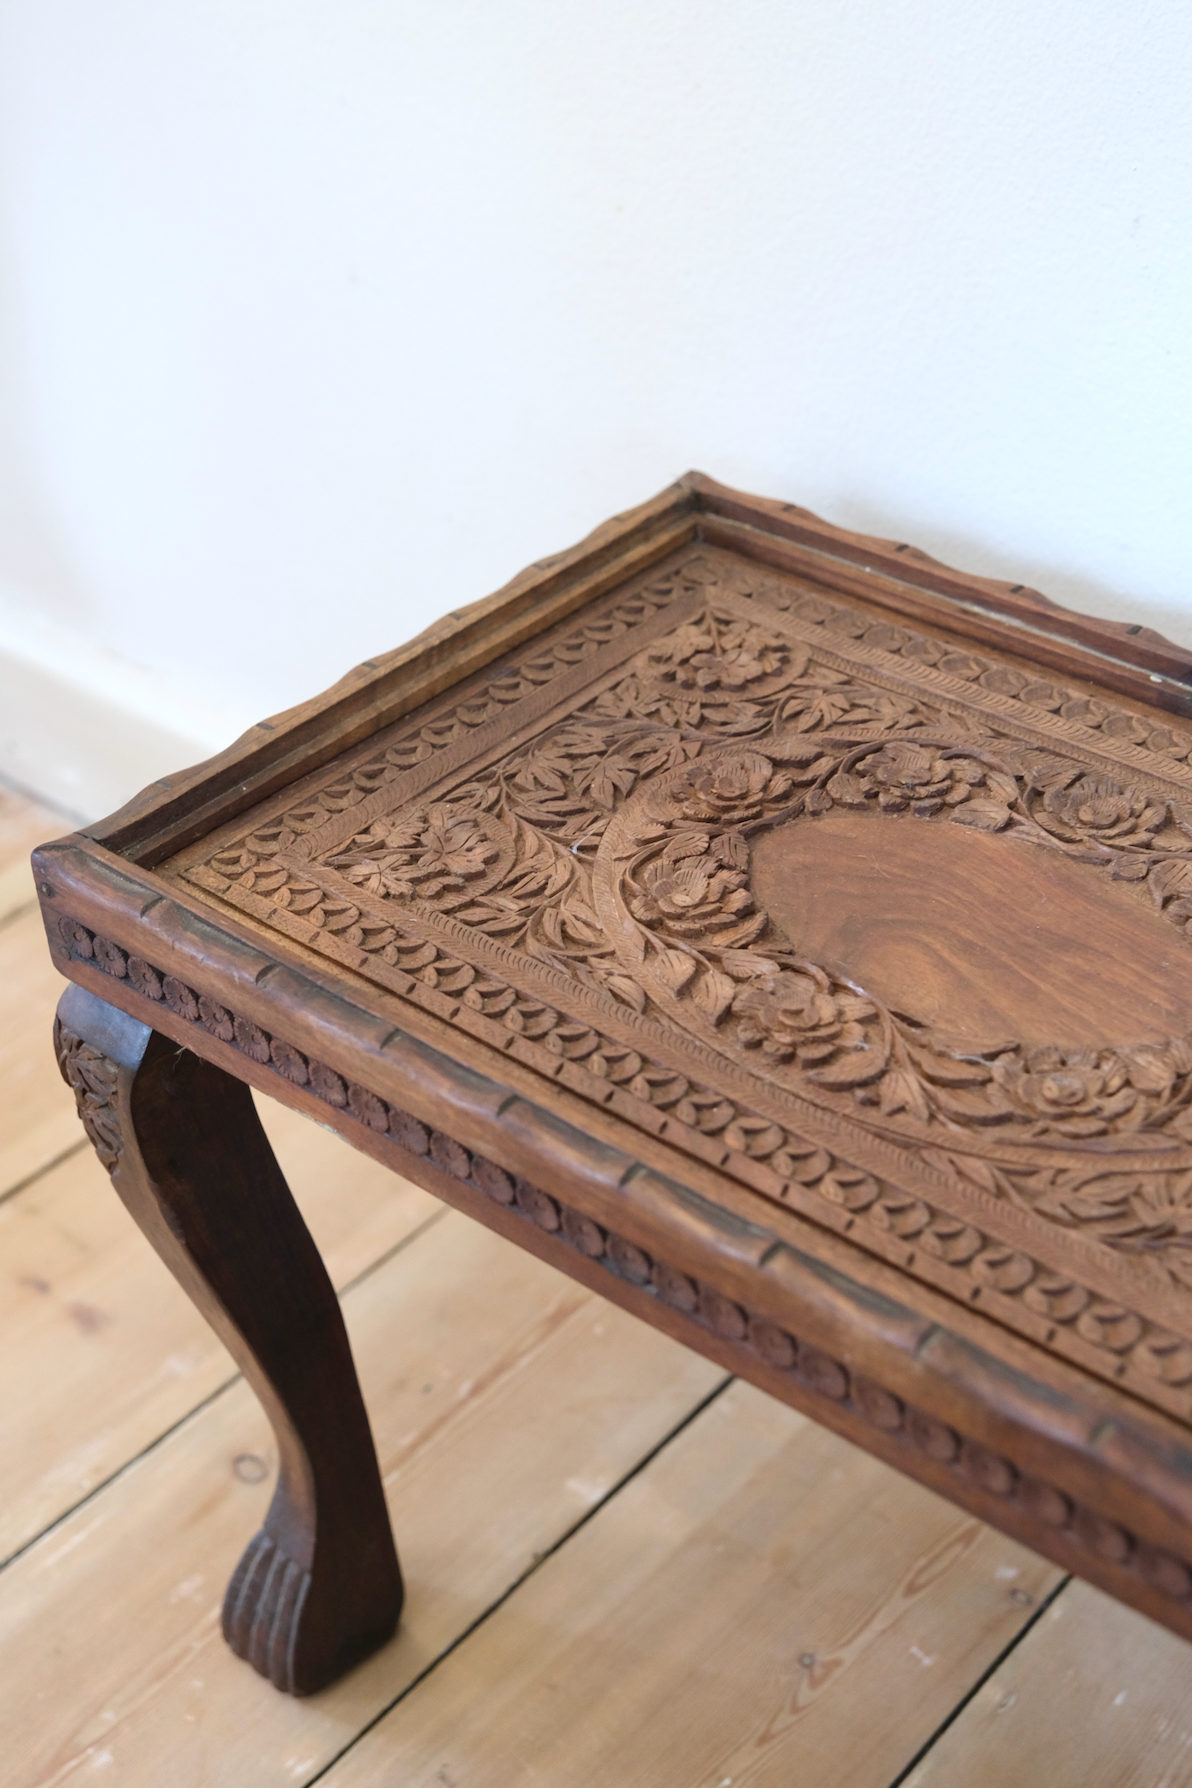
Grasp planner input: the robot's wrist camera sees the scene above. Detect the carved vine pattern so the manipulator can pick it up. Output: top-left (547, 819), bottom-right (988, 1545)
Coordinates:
top-left (328, 622), bottom-right (1192, 1240)
top-left (187, 577), bottom-right (1192, 1302)
top-left (56, 915), bottom-right (1192, 1414)
top-left (608, 736), bottom-right (1192, 1140)
top-left (54, 921), bottom-right (1192, 1618)
top-left (744, 577), bottom-right (1192, 765)
top-left (208, 568), bottom-right (700, 870)
top-left (55, 1018), bottom-right (123, 1172)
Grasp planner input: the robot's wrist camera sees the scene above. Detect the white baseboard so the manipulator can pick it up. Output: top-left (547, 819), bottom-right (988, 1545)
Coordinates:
top-left (0, 584), bottom-right (255, 825)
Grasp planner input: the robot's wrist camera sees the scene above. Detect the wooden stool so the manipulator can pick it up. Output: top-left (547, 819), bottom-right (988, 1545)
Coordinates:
top-left (35, 475), bottom-right (1192, 1695)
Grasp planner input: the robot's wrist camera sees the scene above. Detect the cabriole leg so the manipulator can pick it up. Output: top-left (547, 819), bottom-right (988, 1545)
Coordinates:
top-left (54, 983), bottom-right (402, 1695)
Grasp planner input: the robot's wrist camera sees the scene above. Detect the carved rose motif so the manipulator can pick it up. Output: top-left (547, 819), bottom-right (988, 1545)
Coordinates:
top-left (994, 1047), bottom-right (1142, 1135)
top-left (662, 752), bottom-right (792, 826)
top-left (733, 972), bottom-right (879, 1066)
top-left (601, 736), bottom-right (1192, 1147)
top-left (330, 805), bottom-right (500, 902)
top-left (865, 742), bottom-right (983, 810)
top-left (824, 743), bottom-right (995, 820)
top-left (629, 859), bottom-right (754, 940)
top-left (56, 1023), bottom-right (123, 1172)
top-left (995, 1040), bottom-right (1192, 1138)
top-left (646, 619), bottom-right (789, 691)
top-left (1038, 775), bottom-right (1162, 845)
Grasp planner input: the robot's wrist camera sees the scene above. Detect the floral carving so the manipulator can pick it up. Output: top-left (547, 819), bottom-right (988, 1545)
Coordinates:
top-left (185, 570), bottom-right (1192, 1315)
top-left (659, 751), bottom-right (794, 826)
top-left (628, 853), bottom-right (757, 945)
top-left (992, 1159), bottom-right (1192, 1300)
top-left (55, 1018), bottom-right (123, 1172)
top-left (329, 805), bottom-right (503, 905)
top-left (59, 915), bottom-right (1192, 1398)
top-left (591, 606), bottom-right (935, 740)
top-left (198, 568), bottom-right (695, 887)
top-left (828, 740), bottom-right (989, 817)
top-left (749, 577), bottom-right (1192, 763)
top-left (645, 617), bottom-right (790, 690)
top-left (995, 1046), bottom-right (1188, 1136)
top-left (214, 600), bottom-right (1192, 1162)
top-left (817, 743), bottom-right (1017, 834)
top-left (604, 739), bottom-right (1192, 1150)
top-left (1037, 775), bottom-right (1164, 846)
top-left (734, 971), bottom-right (880, 1068)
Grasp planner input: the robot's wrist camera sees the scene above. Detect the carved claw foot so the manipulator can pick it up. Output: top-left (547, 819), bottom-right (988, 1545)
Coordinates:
top-left (56, 984), bottom-right (403, 1696)
top-left (223, 1523), bottom-right (402, 1695)
top-left (223, 1531), bottom-right (314, 1693)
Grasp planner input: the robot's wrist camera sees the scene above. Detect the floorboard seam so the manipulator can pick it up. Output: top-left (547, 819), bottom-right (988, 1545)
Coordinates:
top-left (0, 1370), bottom-right (243, 1574)
top-left (0, 1202), bottom-right (449, 1574)
top-left (302, 1372), bottom-right (738, 1786)
top-left (0, 1138), bottom-right (88, 1210)
top-left (327, 1202), bottom-right (450, 1302)
top-left (883, 1571), bottom-right (1073, 1788)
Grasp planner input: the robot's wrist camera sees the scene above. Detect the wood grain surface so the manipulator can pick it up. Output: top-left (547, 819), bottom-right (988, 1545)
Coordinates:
top-left (321, 1381), bottom-right (1061, 1788)
top-left (0, 906), bottom-right (87, 1197)
top-left (751, 809), bottom-right (1192, 1046)
top-left (0, 1210), bottom-right (723, 1785)
top-left (0, 1096), bottom-right (436, 1563)
top-left (0, 783), bottom-right (59, 924)
top-left (904, 1578), bottom-right (1192, 1788)
top-left (4, 782), bottom-right (1192, 1780)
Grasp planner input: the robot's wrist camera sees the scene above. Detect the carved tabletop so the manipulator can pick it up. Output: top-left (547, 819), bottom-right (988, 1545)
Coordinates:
top-left (34, 474), bottom-right (1192, 1694)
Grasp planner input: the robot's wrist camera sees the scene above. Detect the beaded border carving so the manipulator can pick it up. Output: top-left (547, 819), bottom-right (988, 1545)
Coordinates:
top-left (54, 929), bottom-right (1192, 1627)
top-left (53, 911), bottom-right (1192, 1432)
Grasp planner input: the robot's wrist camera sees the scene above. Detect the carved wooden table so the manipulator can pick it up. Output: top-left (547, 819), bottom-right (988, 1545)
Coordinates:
top-left (35, 475), bottom-right (1192, 1696)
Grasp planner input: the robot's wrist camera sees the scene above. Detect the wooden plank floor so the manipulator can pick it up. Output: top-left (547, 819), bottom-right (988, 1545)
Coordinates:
top-left (2, 780), bottom-right (1191, 1784)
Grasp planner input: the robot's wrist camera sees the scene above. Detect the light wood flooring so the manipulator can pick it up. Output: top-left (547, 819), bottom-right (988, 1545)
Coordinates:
top-left (2, 779), bottom-right (1191, 1785)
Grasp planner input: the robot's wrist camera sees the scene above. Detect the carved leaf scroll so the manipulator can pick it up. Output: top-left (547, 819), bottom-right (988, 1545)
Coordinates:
top-left (597, 731), bottom-right (1192, 1159)
top-left (185, 565), bottom-right (1192, 1302)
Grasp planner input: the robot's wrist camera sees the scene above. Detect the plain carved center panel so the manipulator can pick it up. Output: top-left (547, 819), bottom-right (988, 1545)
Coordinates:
top-left (751, 813), bottom-right (1192, 1051)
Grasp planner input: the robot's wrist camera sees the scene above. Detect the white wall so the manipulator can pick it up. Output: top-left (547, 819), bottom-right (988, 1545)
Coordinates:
top-left (1, 0), bottom-right (1191, 818)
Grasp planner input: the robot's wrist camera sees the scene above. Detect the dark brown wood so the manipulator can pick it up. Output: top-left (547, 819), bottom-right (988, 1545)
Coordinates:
top-left (750, 809), bottom-right (1192, 1046)
top-left (79, 472), bottom-right (1192, 869)
top-left (87, 489), bottom-right (702, 867)
top-left (32, 476), bottom-right (1192, 1692)
top-left (686, 472), bottom-right (1192, 703)
top-left (53, 982), bottom-right (402, 1694)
